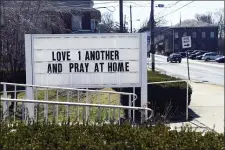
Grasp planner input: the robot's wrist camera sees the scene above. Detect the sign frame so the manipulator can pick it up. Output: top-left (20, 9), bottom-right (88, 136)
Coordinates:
top-left (26, 33), bottom-right (147, 89)
top-left (25, 33), bottom-right (148, 120)
top-left (182, 36), bottom-right (192, 49)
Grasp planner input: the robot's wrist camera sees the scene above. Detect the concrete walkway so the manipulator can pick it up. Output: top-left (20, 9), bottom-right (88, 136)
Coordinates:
top-left (169, 82), bottom-right (224, 133)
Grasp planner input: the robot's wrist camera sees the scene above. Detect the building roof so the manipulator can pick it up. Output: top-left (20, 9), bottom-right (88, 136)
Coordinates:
top-left (42, 1), bottom-right (101, 21)
top-left (172, 19), bottom-right (218, 28)
top-left (3, 1), bottom-right (101, 21)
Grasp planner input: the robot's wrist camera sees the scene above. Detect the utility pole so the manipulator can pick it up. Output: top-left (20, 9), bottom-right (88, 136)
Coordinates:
top-left (119, 0), bottom-right (123, 33)
top-left (0, 1), bottom-right (3, 72)
top-left (150, 0), bottom-right (155, 71)
top-left (130, 5), bottom-right (132, 33)
top-left (173, 29), bottom-right (174, 53)
top-left (124, 14), bottom-right (126, 32)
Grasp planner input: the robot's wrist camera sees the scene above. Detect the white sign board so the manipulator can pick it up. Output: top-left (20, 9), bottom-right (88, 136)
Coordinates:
top-left (25, 33), bottom-right (147, 88)
top-left (182, 36), bottom-right (191, 49)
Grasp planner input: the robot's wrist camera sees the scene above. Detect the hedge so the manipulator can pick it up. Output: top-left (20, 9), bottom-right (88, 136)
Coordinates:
top-left (115, 71), bottom-right (192, 123)
top-left (0, 122), bottom-right (223, 150)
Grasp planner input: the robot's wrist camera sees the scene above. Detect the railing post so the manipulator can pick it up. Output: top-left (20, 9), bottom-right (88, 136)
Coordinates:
top-left (108, 93), bottom-right (110, 121)
top-left (128, 95), bottom-right (131, 122)
top-left (132, 87), bottom-right (135, 123)
top-left (26, 86), bottom-right (34, 121)
top-left (44, 88), bottom-right (48, 123)
top-left (14, 85), bottom-right (16, 122)
top-left (3, 84), bottom-right (8, 120)
top-left (86, 89), bottom-right (89, 122)
top-left (186, 81), bottom-right (189, 121)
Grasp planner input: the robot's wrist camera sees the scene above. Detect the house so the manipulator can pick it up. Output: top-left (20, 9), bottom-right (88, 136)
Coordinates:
top-left (41, 0), bottom-right (101, 33)
top-left (163, 19), bottom-right (219, 53)
top-left (2, 0), bottom-right (101, 33)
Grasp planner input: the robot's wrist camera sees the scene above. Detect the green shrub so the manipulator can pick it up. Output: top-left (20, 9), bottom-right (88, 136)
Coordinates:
top-left (0, 122), bottom-right (223, 150)
top-left (147, 71), bottom-right (192, 116)
top-left (116, 71), bottom-right (192, 123)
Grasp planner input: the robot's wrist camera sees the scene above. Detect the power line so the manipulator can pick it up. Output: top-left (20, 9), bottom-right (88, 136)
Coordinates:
top-left (155, 0), bottom-right (181, 17)
top-left (155, 1), bottom-right (195, 20)
top-left (94, 1), bottom-right (118, 5)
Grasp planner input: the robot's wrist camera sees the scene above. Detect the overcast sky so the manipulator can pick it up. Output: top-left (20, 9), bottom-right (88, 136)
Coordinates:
top-left (93, 1), bottom-right (224, 31)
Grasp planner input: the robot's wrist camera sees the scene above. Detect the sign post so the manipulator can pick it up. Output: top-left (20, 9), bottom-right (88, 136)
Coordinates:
top-left (25, 33), bottom-right (148, 121)
top-left (182, 36), bottom-right (191, 121)
top-left (182, 36), bottom-right (191, 80)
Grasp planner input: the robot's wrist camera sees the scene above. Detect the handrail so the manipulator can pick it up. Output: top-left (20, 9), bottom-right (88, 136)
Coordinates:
top-left (148, 80), bottom-right (188, 84)
top-left (0, 98), bottom-right (154, 121)
top-left (0, 82), bottom-right (137, 101)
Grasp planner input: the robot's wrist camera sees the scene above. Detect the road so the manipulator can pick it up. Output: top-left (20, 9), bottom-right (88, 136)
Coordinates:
top-left (148, 55), bottom-right (224, 86)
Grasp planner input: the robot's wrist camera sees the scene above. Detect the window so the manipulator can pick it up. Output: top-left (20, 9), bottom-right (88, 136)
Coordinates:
top-left (192, 32), bottom-right (197, 38)
top-left (202, 32), bottom-right (206, 38)
top-left (91, 19), bottom-right (96, 30)
top-left (72, 15), bottom-right (82, 30)
top-left (210, 32), bottom-right (215, 38)
top-left (183, 32), bottom-right (187, 37)
top-left (175, 32), bottom-right (178, 38)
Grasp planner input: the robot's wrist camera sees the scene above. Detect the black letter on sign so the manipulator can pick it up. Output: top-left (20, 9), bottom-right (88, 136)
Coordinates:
top-left (118, 62), bottom-right (125, 72)
top-left (99, 63), bottom-right (104, 72)
top-left (67, 51), bottom-right (71, 60)
top-left (69, 63), bottom-right (74, 72)
top-left (85, 63), bottom-right (89, 72)
top-left (52, 52), bottom-right (56, 61)
top-left (108, 62), bottom-right (112, 72)
top-left (58, 63), bottom-right (62, 73)
top-left (94, 63), bottom-right (99, 72)
top-left (85, 51), bottom-right (90, 60)
top-left (52, 64), bottom-right (58, 73)
top-left (125, 62), bottom-right (129, 71)
top-left (115, 50), bottom-right (119, 60)
top-left (78, 51), bottom-right (81, 60)
top-left (47, 63), bottom-right (52, 73)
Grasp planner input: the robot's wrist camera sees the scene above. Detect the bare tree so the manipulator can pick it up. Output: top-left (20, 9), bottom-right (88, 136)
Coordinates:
top-left (0, 0), bottom-right (80, 114)
top-left (0, 1), bottom-right (72, 83)
top-left (98, 12), bottom-right (128, 33)
top-left (138, 17), bottom-right (167, 32)
top-left (195, 12), bottom-right (214, 24)
top-left (214, 8), bottom-right (224, 54)
top-left (98, 12), bottom-right (115, 33)
top-left (214, 8), bottom-right (224, 39)
top-left (195, 9), bottom-right (224, 54)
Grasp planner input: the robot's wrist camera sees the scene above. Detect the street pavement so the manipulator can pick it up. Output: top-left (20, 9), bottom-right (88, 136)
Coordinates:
top-left (148, 55), bottom-right (224, 133)
top-left (168, 82), bottom-right (224, 133)
top-left (148, 55), bottom-right (224, 86)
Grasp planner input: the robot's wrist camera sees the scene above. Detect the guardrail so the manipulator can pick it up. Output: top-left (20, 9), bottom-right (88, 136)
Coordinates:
top-left (0, 82), bottom-right (154, 124)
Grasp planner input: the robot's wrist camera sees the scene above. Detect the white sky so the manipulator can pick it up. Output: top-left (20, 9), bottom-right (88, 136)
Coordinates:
top-left (93, 1), bottom-right (224, 31)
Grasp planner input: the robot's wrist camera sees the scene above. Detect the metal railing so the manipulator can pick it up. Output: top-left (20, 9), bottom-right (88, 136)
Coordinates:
top-left (148, 80), bottom-right (190, 121)
top-left (0, 97), bottom-right (154, 124)
top-left (0, 82), bottom-right (154, 124)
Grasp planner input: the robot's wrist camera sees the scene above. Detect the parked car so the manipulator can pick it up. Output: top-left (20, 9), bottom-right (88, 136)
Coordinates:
top-left (202, 52), bottom-right (221, 61)
top-left (215, 56), bottom-right (225, 63)
top-left (178, 52), bottom-right (186, 58)
top-left (192, 51), bottom-right (208, 60)
top-left (188, 50), bottom-right (201, 59)
top-left (196, 54), bottom-right (204, 60)
top-left (185, 50), bottom-right (194, 56)
top-left (167, 53), bottom-right (182, 63)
